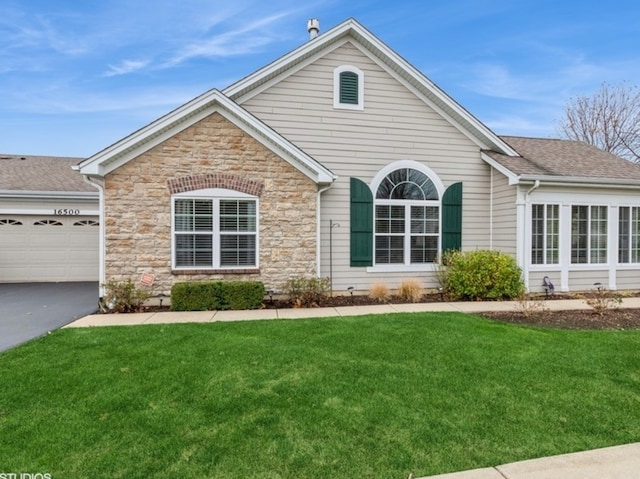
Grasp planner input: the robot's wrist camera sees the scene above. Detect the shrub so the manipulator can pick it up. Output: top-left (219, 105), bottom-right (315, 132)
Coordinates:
top-left (441, 250), bottom-right (525, 301)
top-left (101, 278), bottom-right (150, 313)
top-left (583, 286), bottom-right (623, 316)
top-left (171, 281), bottom-right (264, 311)
top-left (285, 276), bottom-right (330, 308)
top-left (515, 293), bottom-right (549, 318)
top-left (369, 282), bottom-right (390, 302)
top-left (397, 279), bottom-right (423, 302)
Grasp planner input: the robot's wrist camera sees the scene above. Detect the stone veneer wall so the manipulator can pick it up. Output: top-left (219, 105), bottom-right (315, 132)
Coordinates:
top-left (103, 112), bottom-right (318, 296)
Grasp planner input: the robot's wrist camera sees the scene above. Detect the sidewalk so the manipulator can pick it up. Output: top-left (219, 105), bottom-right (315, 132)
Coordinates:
top-left (64, 297), bottom-right (640, 478)
top-left (419, 442), bottom-right (640, 479)
top-left (65, 296), bottom-right (640, 327)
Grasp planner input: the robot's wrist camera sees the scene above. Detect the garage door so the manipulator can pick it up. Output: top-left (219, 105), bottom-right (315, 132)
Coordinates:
top-left (0, 215), bottom-right (99, 282)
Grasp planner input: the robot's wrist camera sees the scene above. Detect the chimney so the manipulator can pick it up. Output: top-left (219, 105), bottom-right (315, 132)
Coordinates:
top-left (307, 18), bottom-right (319, 39)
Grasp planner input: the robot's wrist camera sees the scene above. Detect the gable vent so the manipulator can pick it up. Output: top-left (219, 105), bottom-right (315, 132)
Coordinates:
top-left (339, 71), bottom-right (359, 104)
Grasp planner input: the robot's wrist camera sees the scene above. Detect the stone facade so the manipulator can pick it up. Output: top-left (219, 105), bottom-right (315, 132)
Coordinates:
top-left (104, 112), bottom-right (318, 296)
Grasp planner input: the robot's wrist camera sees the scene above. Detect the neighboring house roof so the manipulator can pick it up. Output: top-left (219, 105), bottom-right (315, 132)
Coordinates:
top-left (78, 89), bottom-right (336, 185)
top-left (0, 154), bottom-right (97, 198)
top-left (483, 136), bottom-right (640, 187)
top-left (224, 18), bottom-right (518, 157)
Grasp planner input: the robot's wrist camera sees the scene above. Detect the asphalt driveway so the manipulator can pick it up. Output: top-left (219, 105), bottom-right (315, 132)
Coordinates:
top-left (0, 282), bottom-right (99, 352)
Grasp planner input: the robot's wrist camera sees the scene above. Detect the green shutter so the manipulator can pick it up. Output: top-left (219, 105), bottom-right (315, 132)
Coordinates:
top-left (442, 182), bottom-right (462, 253)
top-left (340, 71), bottom-right (359, 105)
top-left (350, 177), bottom-right (373, 266)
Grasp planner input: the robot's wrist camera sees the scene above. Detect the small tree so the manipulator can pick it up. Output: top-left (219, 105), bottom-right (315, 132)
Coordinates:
top-left (558, 82), bottom-right (640, 163)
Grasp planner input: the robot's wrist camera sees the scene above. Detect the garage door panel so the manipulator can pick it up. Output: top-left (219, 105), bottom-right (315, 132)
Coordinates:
top-left (0, 215), bottom-right (99, 282)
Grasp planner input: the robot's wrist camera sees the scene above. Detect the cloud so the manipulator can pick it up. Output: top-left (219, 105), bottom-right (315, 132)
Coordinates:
top-left (104, 59), bottom-right (151, 77)
top-left (164, 10), bottom-right (295, 67)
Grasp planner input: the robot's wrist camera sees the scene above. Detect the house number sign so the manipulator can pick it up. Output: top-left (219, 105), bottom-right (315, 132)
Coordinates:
top-left (53, 209), bottom-right (81, 215)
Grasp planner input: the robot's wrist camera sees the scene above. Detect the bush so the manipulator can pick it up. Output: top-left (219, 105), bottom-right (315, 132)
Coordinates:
top-left (582, 286), bottom-right (623, 316)
top-left (397, 279), bottom-right (423, 302)
top-left (101, 278), bottom-right (150, 313)
top-left (285, 276), bottom-right (330, 308)
top-left (441, 250), bottom-right (525, 301)
top-left (369, 282), bottom-right (390, 302)
top-left (171, 281), bottom-right (264, 311)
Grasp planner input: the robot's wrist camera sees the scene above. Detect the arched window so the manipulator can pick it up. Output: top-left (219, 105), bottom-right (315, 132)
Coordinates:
top-left (333, 65), bottom-right (364, 110)
top-left (373, 166), bottom-right (441, 265)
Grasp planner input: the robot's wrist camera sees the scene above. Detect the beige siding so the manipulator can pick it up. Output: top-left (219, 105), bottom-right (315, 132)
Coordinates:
top-left (490, 170), bottom-right (517, 255)
top-left (528, 270), bottom-right (561, 295)
top-left (617, 270), bottom-right (640, 290)
top-left (568, 271), bottom-right (610, 291)
top-left (242, 42), bottom-right (492, 292)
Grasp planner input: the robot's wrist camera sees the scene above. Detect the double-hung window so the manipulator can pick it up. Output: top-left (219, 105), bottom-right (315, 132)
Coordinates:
top-left (173, 191), bottom-right (257, 269)
top-left (571, 205), bottom-right (607, 264)
top-left (374, 168), bottom-right (439, 265)
top-left (531, 204), bottom-right (559, 264)
top-left (618, 206), bottom-right (640, 263)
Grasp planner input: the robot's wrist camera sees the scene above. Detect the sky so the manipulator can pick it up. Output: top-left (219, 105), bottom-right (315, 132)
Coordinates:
top-left (1, 0), bottom-right (639, 158)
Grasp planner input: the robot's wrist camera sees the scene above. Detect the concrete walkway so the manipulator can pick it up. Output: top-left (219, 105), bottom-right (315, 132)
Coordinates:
top-left (65, 296), bottom-right (640, 327)
top-left (421, 442), bottom-right (640, 479)
top-left (64, 297), bottom-right (640, 478)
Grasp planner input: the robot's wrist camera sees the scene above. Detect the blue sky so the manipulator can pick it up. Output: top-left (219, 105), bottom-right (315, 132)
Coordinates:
top-left (1, 0), bottom-right (639, 157)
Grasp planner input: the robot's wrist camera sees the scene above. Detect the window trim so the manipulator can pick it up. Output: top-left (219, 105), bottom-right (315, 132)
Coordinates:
top-left (531, 203), bottom-right (559, 265)
top-left (618, 205), bottom-right (640, 264)
top-left (368, 161), bottom-right (444, 269)
top-left (171, 188), bottom-right (259, 271)
top-left (570, 204), bottom-right (608, 265)
top-left (333, 65), bottom-right (364, 110)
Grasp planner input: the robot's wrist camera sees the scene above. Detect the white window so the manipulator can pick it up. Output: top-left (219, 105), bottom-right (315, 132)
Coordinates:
top-left (333, 65), bottom-right (364, 110)
top-left (618, 206), bottom-right (640, 263)
top-left (571, 205), bottom-right (607, 264)
top-left (531, 204), bottom-right (559, 264)
top-left (374, 168), bottom-right (440, 265)
top-left (172, 189), bottom-right (258, 269)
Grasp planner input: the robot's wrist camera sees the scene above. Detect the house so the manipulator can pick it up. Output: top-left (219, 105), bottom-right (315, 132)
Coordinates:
top-left (0, 154), bottom-right (99, 282)
top-left (77, 18), bottom-right (640, 298)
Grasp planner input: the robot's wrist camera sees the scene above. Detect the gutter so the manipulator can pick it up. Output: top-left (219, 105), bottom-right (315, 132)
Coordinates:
top-left (0, 189), bottom-right (98, 200)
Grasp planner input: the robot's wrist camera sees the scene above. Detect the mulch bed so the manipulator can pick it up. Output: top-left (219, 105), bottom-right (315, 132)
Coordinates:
top-left (262, 293), bottom-right (640, 330)
top-left (141, 292), bottom-right (640, 331)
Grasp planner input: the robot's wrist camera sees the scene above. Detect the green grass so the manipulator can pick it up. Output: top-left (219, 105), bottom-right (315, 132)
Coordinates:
top-left (1, 313), bottom-right (640, 478)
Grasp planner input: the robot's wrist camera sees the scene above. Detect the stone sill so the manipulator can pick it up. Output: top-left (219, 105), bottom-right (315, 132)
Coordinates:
top-left (172, 268), bottom-right (260, 275)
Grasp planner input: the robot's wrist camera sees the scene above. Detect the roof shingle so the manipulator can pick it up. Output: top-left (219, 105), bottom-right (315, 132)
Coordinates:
top-left (485, 136), bottom-right (640, 182)
top-left (0, 154), bottom-right (95, 193)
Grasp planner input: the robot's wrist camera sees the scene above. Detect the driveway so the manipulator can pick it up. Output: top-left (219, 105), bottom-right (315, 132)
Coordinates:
top-left (0, 282), bottom-right (99, 352)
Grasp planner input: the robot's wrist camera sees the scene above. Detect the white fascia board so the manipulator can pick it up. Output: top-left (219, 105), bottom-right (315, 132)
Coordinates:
top-left (0, 190), bottom-right (99, 200)
top-left (518, 175), bottom-right (640, 189)
top-left (481, 153), bottom-right (521, 185)
top-left (346, 24), bottom-right (518, 156)
top-left (78, 88), bottom-right (224, 176)
top-left (224, 20), bottom-right (355, 100)
top-left (78, 89), bottom-right (335, 185)
top-left (225, 18), bottom-right (517, 156)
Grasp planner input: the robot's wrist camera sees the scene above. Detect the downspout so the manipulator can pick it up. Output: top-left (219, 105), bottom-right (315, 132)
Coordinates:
top-left (489, 168), bottom-right (494, 249)
top-left (521, 180), bottom-right (540, 291)
top-left (526, 179), bottom-right (541, 196)
top-left (82, 175), bottom-right (106, 298)
top-left (316, 183), bottom-right (335, 278)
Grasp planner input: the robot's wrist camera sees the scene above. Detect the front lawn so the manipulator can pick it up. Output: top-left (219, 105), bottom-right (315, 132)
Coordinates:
top-left (1, 313), bottom-right (639, 478)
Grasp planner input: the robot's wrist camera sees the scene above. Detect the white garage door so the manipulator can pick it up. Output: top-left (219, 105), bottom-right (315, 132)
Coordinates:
top-left (0, 215), bottom-right (99, 282)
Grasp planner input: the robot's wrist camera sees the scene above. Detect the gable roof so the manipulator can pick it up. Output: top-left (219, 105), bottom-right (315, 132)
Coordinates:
top-left (0, 154), bottom-right (97, 198)
top-left (223, 18), bottom-right (518, 156)
top-left (483, 136), bottom-right (640, 187)
top-left (77, 89), bottom-right (336, 184)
